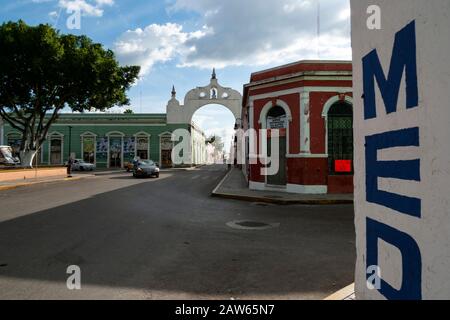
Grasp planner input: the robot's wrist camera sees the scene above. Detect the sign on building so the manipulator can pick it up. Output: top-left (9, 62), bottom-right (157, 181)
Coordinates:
top-left (352, 0), bottom-right (450, 299)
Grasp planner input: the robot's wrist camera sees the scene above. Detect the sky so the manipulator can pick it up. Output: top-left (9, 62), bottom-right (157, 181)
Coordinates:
top-left (0, 0), bottom-right (352, 151)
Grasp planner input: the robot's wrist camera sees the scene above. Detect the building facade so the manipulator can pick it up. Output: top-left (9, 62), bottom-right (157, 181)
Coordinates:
top-left (242, 60), bottom-right (354, 194)
top-left (1, 113), bottom-right (207, 168)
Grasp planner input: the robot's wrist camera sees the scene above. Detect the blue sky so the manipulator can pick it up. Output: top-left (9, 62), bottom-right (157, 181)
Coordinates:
top-left (0, 0), bottom-right (351, 150)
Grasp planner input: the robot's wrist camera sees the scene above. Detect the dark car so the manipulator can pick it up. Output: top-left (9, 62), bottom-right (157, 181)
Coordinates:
top-left (133, 160), bottom-right (160, 178)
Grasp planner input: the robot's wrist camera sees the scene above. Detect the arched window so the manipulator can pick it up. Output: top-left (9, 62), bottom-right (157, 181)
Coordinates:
top-left (81, 132), bottom-right (96, 164)
top-left (48, 132), bottom-right (64, 165)
top-left (328, 102), bottom-right (353, 174)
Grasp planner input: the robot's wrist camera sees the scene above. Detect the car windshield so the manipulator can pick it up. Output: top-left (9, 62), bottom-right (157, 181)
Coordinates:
top-left (139, 160), bottom-right (154, 166)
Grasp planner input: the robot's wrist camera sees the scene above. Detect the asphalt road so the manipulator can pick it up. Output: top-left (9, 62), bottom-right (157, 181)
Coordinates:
top-left (0, 165), bottom-right (356, 300)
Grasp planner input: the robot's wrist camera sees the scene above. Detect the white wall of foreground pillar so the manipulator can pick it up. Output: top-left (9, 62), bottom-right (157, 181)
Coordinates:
top-left (352, 0), bottom-right (450, 300)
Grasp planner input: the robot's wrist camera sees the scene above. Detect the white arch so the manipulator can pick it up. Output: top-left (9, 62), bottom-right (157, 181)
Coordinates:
top-left (322, 95), bottom-right (354, 118)
top-left (322, 95), bottom-right (354, 155)
top-left (106, 131), bottom-right (125, 137)
top-left (48, 131), bottom-right (64, 138)
top-left (80, 131), bottom-right (97, 137)
top-left (166, 72), bottom-right (242, 125)
top-left (134, 131), bottom-right (151, 138)
top-left (258, 99), bottom-right (293, 128)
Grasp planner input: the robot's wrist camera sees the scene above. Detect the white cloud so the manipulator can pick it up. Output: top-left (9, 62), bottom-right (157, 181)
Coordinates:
top-left (58, 0), bottom-right (114, 17)
top-left (115, 0), bottom-right (351, 73)
top-left (114, 23), bottom-right (210, 75)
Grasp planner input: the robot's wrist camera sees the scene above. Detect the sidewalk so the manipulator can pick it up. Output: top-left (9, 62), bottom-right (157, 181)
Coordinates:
top-left (0, 174), bottom-right (94, 191)
top-left (324, 284), bottom-right (356, 300)
top-left (212, 168), bottom-right (354, 205)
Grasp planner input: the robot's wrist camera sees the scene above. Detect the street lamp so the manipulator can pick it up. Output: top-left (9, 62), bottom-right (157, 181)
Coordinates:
top-left (68, 126), bottom-right (73, 161)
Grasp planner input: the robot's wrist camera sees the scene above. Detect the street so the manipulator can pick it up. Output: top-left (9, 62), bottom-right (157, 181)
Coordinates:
top-left (0, 165), bottom-right (355, 300)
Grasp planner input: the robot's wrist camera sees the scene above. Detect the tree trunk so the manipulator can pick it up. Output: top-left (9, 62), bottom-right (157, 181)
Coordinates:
top-left (20, 150), bottom-right (38, 168)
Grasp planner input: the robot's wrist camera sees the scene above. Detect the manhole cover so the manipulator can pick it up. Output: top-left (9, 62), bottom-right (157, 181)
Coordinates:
top-left (237, 221), bottom-right (269, 228)
top-left (226, 220), bottom-right (280, 231)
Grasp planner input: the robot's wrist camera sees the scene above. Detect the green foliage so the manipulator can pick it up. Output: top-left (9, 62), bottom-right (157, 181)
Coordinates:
top-left (207, 135), bottom-right (224, 152)
top-left (124, 109), bottom-right (134, 114)
top-left (0, 20), bottom-right (140, 153)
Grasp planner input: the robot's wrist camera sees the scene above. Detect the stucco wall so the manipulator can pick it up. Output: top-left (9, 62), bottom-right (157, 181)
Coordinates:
top-left (352, 0), bottom-right (450, 299)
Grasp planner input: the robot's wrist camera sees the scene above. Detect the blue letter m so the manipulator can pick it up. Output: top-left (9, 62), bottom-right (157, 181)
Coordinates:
top-left (363, 21), bottom-right (418, 120)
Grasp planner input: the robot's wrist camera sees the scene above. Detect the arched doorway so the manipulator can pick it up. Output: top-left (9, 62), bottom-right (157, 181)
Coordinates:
top-left (266, 106), bottom-right (288, 186)
top-left (159, 132), bottom-right (174, 168)
top-left (48, 132), bottom-right (64, 165)
top-left (107, 131), bottom-right (124, 169)
top-left (327, 101), bottom-right (353, 174)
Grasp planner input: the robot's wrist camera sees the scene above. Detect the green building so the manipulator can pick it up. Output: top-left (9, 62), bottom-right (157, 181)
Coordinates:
top-left (0, 113), bottom-right (206, 168)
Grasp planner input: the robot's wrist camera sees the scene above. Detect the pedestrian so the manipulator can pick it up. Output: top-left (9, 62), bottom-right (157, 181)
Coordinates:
top-left (67, 157), bottom-right (74, 178)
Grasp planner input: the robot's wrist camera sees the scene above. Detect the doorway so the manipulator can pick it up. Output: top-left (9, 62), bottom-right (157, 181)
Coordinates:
top-left (50, 138), bottom-right (62, 165)
top-left (266, 106), bottom-right (287, 186)
top-left (109, 137), bottom-right (122, 168)
top-left (160, 135), bottom-right (173, 168)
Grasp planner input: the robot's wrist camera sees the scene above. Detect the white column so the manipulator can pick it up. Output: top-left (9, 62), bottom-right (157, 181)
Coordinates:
top-left (300, 92), bottom-right (311, 154)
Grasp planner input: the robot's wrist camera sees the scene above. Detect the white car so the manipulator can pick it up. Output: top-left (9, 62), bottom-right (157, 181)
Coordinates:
top-left (71, 159), bottom-right (96, 171)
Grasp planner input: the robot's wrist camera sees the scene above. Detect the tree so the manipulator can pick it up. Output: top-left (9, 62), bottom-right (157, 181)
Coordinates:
top-left (124, 109), bottom-right (134, 114)
top-left (0, 21), bottom-right (140, 167)
top-left (207, 135), bottom-right (224, 153)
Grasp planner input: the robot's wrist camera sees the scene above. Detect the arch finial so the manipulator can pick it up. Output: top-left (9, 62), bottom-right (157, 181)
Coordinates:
top-left (171, 85), bottom-right (176, 98)
top-left (211, 68), bottom-right (217, 80)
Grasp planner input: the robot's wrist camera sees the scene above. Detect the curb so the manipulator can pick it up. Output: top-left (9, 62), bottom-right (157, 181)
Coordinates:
top-left (324, 283), bottom-right (355, 300)
top-left (211, 170), bottom-right (354, 206)
top-left (0, 175), bottom-right (92, 192)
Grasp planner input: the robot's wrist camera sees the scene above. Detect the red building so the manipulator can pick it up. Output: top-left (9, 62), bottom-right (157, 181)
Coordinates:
top-left (241, 60), bottom-right (354, 194)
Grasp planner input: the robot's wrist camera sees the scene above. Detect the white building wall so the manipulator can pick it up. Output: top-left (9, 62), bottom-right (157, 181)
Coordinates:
top-left (352, 0), bottom-right (450, 300)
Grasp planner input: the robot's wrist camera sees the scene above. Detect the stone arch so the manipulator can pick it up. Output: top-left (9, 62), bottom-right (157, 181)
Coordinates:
top-left (166, 70), bottom-right (242, 125)
top-left (258, 99), bottom-right (293, 128)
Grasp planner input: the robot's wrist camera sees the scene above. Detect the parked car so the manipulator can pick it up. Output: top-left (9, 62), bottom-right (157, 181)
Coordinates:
top-left (71, 159), bottom-right (96, 171)
top-left (0, 146), bottom-right (20, 166)
top-left (133, 160), bottom-right (160, 178)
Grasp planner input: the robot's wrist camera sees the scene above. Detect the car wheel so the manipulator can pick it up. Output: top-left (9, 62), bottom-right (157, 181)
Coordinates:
top-left (80, 166), bottom-right (85, 171)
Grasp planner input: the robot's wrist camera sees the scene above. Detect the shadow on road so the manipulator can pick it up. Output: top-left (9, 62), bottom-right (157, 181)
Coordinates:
top-left (0, 165), bottom-right (356, 299)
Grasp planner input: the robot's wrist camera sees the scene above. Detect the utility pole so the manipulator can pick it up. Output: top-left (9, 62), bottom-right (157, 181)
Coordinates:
top-left (317, 0), bottom-right (321, 59)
